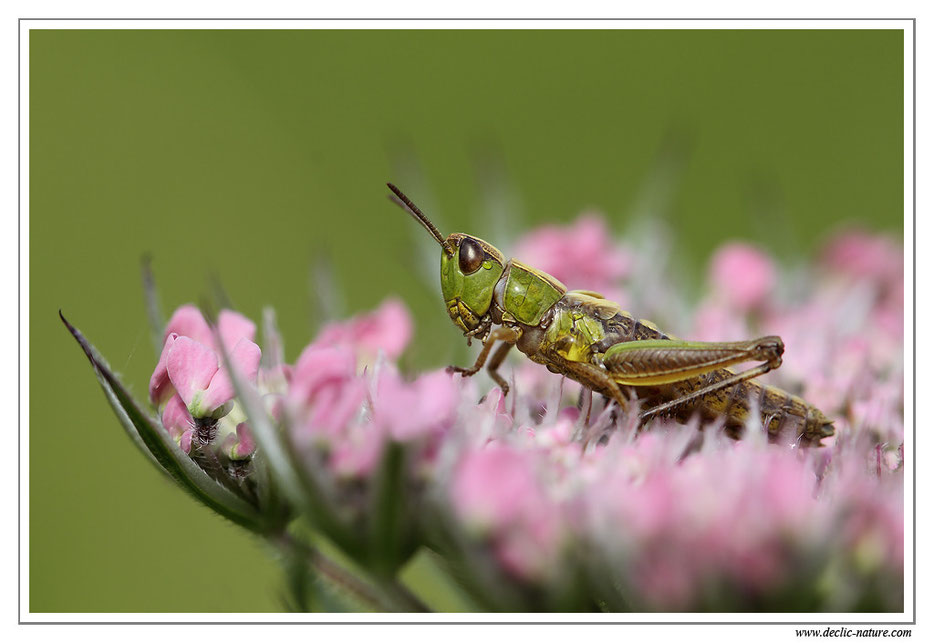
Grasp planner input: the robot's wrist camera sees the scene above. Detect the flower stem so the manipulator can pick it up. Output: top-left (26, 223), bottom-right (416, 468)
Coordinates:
top-left (274, 532), bottom-right (429, 612)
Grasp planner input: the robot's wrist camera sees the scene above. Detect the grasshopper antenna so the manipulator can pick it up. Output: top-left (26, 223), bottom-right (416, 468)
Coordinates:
top-left (386, 182), bottom-right (448, 249)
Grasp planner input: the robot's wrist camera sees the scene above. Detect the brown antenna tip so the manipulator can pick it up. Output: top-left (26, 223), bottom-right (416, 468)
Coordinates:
top-left (386, 183), bottom-right (447, 248)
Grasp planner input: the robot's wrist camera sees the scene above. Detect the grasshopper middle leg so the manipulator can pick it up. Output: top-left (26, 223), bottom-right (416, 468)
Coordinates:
top-left (544, 351), bottom-right (632, 413)
top-left (485, 341), bottom-right (515, 395)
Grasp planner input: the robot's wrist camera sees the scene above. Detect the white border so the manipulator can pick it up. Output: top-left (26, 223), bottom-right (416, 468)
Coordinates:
top-left (15, 15), bottom-right (917, 632)
top-left (19, 18), bottom-right (30, 625)
top-left (900, 12), bottom-right (916, 633)
top-left (15, 18), bottom-right (919, 29)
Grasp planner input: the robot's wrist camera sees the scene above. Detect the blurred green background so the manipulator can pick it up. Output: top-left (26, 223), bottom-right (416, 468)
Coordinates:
top-left (29, 29), bottom-right (903, 612)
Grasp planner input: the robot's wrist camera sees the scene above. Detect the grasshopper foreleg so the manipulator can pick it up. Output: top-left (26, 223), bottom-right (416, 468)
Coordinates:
top-left (462, 317), bottom-right (492, 346)
top-left (448, 327), bottom-right (520, 392)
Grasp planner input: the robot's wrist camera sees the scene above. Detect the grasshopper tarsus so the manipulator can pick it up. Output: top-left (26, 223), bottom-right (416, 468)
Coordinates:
top-left (446, 364), bottom-right (478, 377)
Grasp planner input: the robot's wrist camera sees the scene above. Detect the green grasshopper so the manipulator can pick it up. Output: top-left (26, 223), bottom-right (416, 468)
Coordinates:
top-left (387, 183), bottom-right (835, 444)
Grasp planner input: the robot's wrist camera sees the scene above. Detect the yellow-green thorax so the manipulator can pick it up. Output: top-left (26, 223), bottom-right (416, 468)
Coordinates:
top-left (542, 291), bottom-right (616, 362)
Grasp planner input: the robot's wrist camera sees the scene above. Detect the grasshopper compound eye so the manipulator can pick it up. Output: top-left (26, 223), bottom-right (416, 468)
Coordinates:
top-left (458, 237), bottom-right (484, 274)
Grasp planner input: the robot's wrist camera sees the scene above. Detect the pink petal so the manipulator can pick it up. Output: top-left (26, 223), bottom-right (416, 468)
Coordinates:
top-left (164, 304), bottom-right (212, 345)
top-left (178, 430), bottom-right (193, 454)
top-left (217, 309), bottom-right (257, 351)
top-left (314, 298), bottom-right (413, 361)
top-left (352, 298), bottom-right (413, 360)
top-left (224, 422), bottom-right (256, 459)
top-left (306, 379), bottom-right (368, 436)
top-left (200, 337), bottom-right (262, 412)
top-left (330, 431), bottom-right (385, 478)
top-left (287, 344), bottom-right (367, 437)
top-left (375, 369), bottom-right (458, 441)
top-left (513, 213), bottom-right (629, 293)
top-left (166, 337), bottom-right (219, 407)
top-left (149, 333), bottom-right (178, 405)
top-left (822, 229), bottom-right (902, 282)
top-left (496, 522), bottom-right (562, 581)
top-left (161, 393), bottom-right (193, 436)
top-left (692, 302), bottom-right (748, 342)
top-left (452, 444), bottom-right (546, 531)
top-left (161, 394), bottom-right (194, 454)
top-left (235, 423), bottom-right (256, 458)
top-left (709, 243), bottom-right (776, 310)
top-left (289, 344), bottom-right (358, 403)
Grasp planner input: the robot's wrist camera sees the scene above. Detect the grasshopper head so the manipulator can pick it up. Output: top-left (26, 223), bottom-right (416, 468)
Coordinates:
top-left (440, 233), bottom-right (505, 332)
top-left (387, 183), bottom-right (505, 333)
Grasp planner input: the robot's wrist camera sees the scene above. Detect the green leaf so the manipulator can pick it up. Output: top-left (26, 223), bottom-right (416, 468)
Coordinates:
top-left (60, 311), bottom-right (267, 533)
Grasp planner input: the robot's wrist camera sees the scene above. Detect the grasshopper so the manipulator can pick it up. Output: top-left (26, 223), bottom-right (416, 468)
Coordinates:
top-left (387, 183), bottom-right (835, 444)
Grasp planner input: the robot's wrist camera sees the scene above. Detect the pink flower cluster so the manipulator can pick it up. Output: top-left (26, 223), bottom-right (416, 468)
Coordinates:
top-left (149, 298), bottom-right (434, 472)
top-left (585, 434), bottom-right (901, 610)
top-left (452, 443), bottom-right (566, 581)
top-left (282, 299), bottom-right (460, 478)
top-left (449, 224), bottom-right (900, 608)
top-left (146, 220), bottom-right (902, 611)
top-left (699, 229), bottom-right (905, 447)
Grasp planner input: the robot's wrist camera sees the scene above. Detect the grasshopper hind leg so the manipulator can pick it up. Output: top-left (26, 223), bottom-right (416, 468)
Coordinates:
top-left (599, 336), bottom-right (785, 429)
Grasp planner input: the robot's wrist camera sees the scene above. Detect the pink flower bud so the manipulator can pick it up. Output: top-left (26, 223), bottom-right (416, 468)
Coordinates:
top-left (152, 306), bottom-right (260, 409)
top-left (453, 445), bottom-right (544, 533)
top-left (314, 298), bottom-right (413, 363)
top-left (163, 304), bottom-right (256, 350)
top-left (287, 344), bottom-right (368, 438)
top-left (217, 309), bottom-right (257, 351)
top-left (165, 336), bottom-right (261, 419)
top-left (514, 214), bottom-right (630, 298)
top-left (221, 422), bottom-right (256, 460)
top-left (822, 229), bottom-right (901, 283)
top-left (163, 304), bottom-right (212, 346)
top-left (708, 242), bottom-right (776, 311)
top-left (373, 369), bottom-right (458, 441)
